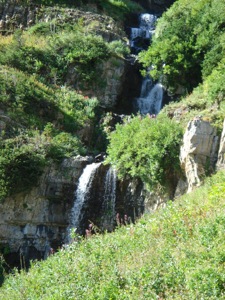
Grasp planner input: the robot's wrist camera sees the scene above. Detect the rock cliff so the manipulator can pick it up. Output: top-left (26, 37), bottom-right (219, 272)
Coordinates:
top-left (179, 119), bottom-right (219, 193)
top-left (0, 156), bottom-right (90, 267)
top-left (217, 120), bottom-right (225, 170)
top-left (0, 3), bottom-right (127, 109)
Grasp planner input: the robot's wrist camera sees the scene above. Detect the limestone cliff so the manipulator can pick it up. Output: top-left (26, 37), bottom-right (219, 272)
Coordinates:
top-left (0, 156), bottom-right (90, 267)
top-left (179, 119), bottom-right (219, 193)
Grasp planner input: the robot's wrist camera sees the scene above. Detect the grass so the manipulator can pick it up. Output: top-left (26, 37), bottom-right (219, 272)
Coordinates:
top-left (0, 171), bottom-right (225, 299)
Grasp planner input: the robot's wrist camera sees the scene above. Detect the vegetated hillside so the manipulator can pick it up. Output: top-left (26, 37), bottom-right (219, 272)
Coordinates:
top-left (0, 0), bottom-right (225, 297)
top-left (0, 0), bottom-right (140, 201)
top-left (105, 0), bottom-right (225, 195)
top-left (0, 171), bottom-right (225, 299)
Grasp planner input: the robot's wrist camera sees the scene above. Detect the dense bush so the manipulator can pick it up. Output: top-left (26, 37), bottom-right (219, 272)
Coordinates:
top-left (0, 66), bottom-right (98, 130)
top-left (105, 115), bottom-right (183, 190)
top-left (0, 65), bottom-right (99, 200)
top-left (0, 29), bottom-right (111, 87)
top-left (161, 57), bottom-right (225, 129)
top-left (96, 0), bottom-right (142, 20)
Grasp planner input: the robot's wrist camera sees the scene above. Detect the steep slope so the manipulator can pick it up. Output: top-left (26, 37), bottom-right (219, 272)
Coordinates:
top-left (1, 171), bottom-right (225, 299)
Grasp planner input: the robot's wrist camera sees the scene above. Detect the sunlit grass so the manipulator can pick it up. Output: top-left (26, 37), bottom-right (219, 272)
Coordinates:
top-left (1, 171), bottom-right (225, 299)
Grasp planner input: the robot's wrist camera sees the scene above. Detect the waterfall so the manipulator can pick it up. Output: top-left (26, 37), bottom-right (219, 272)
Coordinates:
top-left (139, 13), bottom-right (157, 39)
top-left (129, 13), bottom-right (163, 115)
top-left (101, 167), bottom-right (117, 231)
top-left (136, 81), bottom-right (163, 115)
top-left (130, 13), bottom-right (157, 53)
top-left (67, 162), bottom-right (101, 241)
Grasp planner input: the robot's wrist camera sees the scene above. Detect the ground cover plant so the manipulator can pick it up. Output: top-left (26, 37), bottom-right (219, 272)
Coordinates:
top-left (0, 171), bottom-right (225, 299)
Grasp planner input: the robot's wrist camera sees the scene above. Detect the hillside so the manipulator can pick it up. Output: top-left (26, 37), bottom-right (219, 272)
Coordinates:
top-left (0, 0), bottom-right (140, 201)
top-left (0, 171), bottom-right (225, 299)
top-left (0, 0), bottom-right (225, 297)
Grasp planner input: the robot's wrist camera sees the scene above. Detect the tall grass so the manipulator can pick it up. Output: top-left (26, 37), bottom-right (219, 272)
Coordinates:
top-left (1, 171), bottom-right (225, 299)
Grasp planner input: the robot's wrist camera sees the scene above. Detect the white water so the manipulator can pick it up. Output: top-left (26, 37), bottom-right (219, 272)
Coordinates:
top-left (139, 13), bottom-right (157, 38)
top-left (101, 167), bottom-right (117, 231)
top-left (130, 13), bottom-right (157, 49)
top-left (129, 13), bottom-right (163, 115)
top-left (67, 162), bottom-right (101, 241)
top-left (137, 81), bottom-right (163, 115)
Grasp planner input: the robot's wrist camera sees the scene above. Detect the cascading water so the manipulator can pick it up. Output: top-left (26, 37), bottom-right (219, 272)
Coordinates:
top-left (136, 80), bottom-right (163, 115)
top-left (130, 13), bottom-right (164, 115)
top-left (66, 12), bottom-right (164, 243)
top-left (101, 167), bottom-right (117, 231)
top-left (130, 13), bottom-right (157, 53)
top-left (67, 162), bottom-right (101, 241)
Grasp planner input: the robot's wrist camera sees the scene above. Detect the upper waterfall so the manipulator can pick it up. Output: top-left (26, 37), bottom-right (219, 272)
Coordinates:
top-left (129, 13), bottom-right (164, 115)
top-left (130, 13), bottom-right (157, 53)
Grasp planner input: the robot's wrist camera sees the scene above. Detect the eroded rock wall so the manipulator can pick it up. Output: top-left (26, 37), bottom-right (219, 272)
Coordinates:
top-left (0, 156), bottom-right (90, 267)
top-left (216, 120), bottom-right (225, 170)
top-left (179, 119), bottom-right (219, 193)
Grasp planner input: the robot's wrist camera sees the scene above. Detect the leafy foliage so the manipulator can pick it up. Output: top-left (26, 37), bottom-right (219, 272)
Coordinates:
top-left (0, 0), bottom-right (128, 200)
top-left (161, 57), bottom-right (225, 130)
top-left (0, 66), bottom-right (98, 131)
top-left (96, 0), bottom-right (142, 20)
top-left (0, 29), bottom-right (111, 87)
top-left (139, 0), bottom-right (225, 93)
top-left (0, 127), bottom-right (86, 201)
top-left (0, 65), bottom-right (99, 200)
top-left (105, 115), bottom-right (183, 189)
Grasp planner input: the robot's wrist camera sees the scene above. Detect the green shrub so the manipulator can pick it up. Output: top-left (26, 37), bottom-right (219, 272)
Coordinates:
top-left (0, 127), bottom-right (87, 201)
top-left (105, 115), bottom-right (183, 190)
top-left (47, 132), bottom-right (86, 160)
top-left (0, 134), bottom-right (46, 201)
top-left (107, 40), bottom-right (130, 58)
top-left (97, 0), bottom-right (142, 20)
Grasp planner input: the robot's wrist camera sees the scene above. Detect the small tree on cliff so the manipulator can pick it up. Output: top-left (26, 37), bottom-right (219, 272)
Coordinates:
top-left (105, 115), bottom-right (183, 191)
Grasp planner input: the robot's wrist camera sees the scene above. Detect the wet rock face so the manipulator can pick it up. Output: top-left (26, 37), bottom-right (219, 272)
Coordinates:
top-left (0, 156), bottom-right (90, 268)
top-left (80, 58), bottom-right (126, 109)
top-left (115, 60), bottom-right (142, 114)
top-left (180, 119), bottom-right (219, 192)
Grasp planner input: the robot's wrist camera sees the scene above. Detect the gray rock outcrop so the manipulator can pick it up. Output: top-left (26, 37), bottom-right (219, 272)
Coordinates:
top-left (216, 119), bottom-right (225, 170)
top-left (0, 156), bottom-right (90, 266)
top-left (179, 119), bottom-right (219, 193)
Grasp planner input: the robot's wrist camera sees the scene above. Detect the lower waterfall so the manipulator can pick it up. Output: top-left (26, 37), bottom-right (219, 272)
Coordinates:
top-left (101, 167), bottom-right (117, 231)
top-left (67, 162), bottom-right (101, 242)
